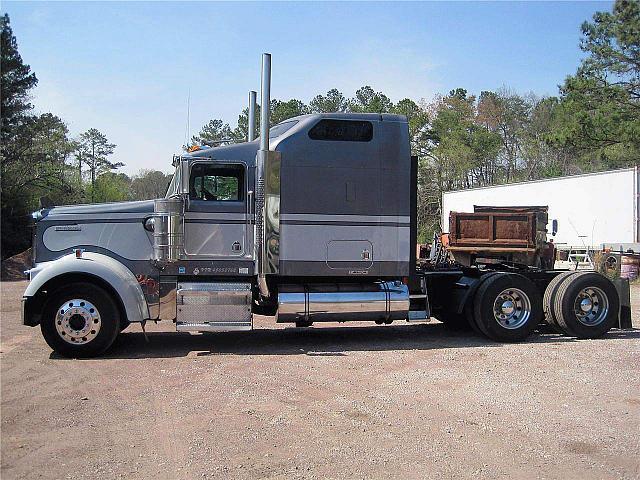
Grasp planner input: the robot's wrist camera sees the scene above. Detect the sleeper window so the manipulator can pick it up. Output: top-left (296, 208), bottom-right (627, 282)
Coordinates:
top-left (190, 164), bottom-right (243, 201)
top-left (308, 119), bottom-right (373, 142)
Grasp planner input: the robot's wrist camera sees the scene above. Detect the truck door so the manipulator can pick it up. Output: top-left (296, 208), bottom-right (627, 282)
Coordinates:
top-left (183, 161), bottom-right (252, 258)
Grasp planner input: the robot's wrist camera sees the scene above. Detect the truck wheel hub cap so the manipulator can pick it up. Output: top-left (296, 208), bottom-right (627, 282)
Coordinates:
top-left (500, 300), bottom-right (515, 315)
top-left (579, 298), bottom-right (593, 312)
top-left (493, 288), bottom-right (530, 329)
top-left (55, 299), bottom-right (101, 345)
top-left (574, 287), bottom-right (609, 326)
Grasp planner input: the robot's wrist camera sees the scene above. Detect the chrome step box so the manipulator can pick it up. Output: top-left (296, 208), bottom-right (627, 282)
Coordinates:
top-left (176, 282), bottom-right (252, 332)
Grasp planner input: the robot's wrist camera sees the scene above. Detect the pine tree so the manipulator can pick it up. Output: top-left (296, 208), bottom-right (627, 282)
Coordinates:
top-left (0, 14), bottom-right (38, 143)
top-left (75, 128), bottom-right (120, 199)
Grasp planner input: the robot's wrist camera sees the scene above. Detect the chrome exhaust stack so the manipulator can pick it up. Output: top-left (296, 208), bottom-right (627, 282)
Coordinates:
top-left (259, 54), bottom-right (271, 151)
top-left (255, 53), bottom-right (272, 298)
top-left (248, 90), bottom-right (257, 142)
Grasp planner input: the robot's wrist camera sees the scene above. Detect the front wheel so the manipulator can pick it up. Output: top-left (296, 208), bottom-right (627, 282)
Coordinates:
top-left (40, 283), bottom-right (121, 358)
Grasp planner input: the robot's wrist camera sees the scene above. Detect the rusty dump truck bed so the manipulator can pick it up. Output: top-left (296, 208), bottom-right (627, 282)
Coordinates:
top-left (447, 206), bottom-right (550, 267)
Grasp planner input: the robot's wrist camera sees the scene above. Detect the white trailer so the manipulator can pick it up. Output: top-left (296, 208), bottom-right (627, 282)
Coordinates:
top-left (442, 167), bottom-right (640, 250)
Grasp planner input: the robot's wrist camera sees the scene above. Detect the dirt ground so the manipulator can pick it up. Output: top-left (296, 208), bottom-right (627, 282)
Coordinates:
top-left (1, 280), bottom-right (639, 480)
top-left (1, 249), bottom-right (31, 282)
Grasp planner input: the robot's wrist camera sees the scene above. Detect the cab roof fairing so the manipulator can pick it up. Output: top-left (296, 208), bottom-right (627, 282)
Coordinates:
top-left (182, 113), bottom-right (409, 166)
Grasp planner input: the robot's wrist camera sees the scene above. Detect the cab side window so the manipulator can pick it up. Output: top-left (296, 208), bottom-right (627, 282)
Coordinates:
top-left (190, 164), bottom-right (243, 201)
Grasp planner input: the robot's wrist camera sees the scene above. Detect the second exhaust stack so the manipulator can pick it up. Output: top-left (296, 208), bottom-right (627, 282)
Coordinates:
top-left (248, 90), bottom-right (257, 142)
top-left (255, 53), bottom-right (272, 298)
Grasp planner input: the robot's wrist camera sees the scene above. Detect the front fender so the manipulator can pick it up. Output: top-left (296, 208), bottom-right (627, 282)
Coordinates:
top-left (24, 252), bottom-right (149, 324)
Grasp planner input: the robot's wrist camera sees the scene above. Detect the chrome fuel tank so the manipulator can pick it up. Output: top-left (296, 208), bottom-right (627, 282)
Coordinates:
top-left (277, 281), bottom-right (409, 323)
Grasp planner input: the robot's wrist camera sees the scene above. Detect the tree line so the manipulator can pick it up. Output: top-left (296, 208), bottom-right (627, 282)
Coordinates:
top-left (0, 14), bottom-right (173, 259)
top-left (1, 0), bottom-right (638, 259)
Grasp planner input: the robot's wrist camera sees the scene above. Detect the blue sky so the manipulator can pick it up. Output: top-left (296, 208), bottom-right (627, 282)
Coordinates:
top-left (4, 1), bottom-right (611, 174)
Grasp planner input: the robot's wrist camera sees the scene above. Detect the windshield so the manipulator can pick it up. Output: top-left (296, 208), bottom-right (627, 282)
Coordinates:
top-left (165, 166), bottom-right (181, 197)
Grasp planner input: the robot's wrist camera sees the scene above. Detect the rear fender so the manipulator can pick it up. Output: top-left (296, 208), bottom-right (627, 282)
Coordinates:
top-left (453, 275), bottom-right (486, 314)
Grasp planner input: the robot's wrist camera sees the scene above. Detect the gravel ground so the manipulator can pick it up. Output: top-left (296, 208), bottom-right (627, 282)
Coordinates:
top-left (1, 280), bottom-right (639, 479)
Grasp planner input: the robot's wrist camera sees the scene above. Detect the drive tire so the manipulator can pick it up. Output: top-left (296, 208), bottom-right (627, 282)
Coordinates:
top-left (473, 273), bottom-right (542, 342)
top-left (40, 283), bottom-right (121, 358)
top-left (439, 272), bottom-right (503, 332)
top-left (465, 272), bottom-right (504, 337)
top-left (553, 272), bottom-right (619, 338)
top-left (543, 271), bottom-right (576, 333)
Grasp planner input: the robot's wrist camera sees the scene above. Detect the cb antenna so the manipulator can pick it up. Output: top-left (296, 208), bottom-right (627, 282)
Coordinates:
top-left (183, 88), bottom-right (191, 149)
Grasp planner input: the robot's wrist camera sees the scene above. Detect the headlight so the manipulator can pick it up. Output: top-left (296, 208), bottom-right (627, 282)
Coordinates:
top-left (143, 217), bottom-right (155, 232)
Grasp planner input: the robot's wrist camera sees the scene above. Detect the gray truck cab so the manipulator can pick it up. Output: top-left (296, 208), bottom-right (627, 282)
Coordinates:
top-left (22, 101), bottom-right (423, 357)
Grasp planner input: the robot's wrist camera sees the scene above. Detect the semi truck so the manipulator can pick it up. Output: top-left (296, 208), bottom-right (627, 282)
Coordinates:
top-left (22, 54), bottom-right (623, 358)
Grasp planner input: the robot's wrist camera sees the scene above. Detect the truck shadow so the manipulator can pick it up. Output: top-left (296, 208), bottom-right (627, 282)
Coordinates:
top-left (69, 322), bottom-right (639, 360)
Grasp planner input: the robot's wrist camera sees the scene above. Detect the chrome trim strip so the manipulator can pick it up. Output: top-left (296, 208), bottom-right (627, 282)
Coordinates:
top-left (279, 214), bottom-right (410, 223)
top-left (280, 220), bottom-right (409, 227)
top-left (185, 212), bottom-right (254, 220)
top-left (185, 219), bottom-right (252, 225)
top-left (46, 213), bottom-right (150, 220)
top-left (42, 218), bottom-right (144, 224)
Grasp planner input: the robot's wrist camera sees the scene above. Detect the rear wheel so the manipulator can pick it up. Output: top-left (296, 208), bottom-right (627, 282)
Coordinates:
top-left (543, 271), bottom-right (576, 332)
top-left (472, 273), bottom-right (542, 342)
top-left (553, 272), bottom-right (619, 338)
top-left (40, 283), bottom-right (121, 358)
top-left (438, 272), bottom-right (503, 332)
top-left (465, 272), bottom-right (503, 336)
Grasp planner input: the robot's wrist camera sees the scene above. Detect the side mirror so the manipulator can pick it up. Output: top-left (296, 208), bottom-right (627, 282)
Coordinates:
top-left (551, 219), bottom-right (558, 236)
top-left (179, 158), bottom-right (190, 195)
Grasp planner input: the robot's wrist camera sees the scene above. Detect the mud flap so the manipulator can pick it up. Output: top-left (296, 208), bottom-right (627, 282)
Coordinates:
top-left (612, 277), bottom-right (632, 329)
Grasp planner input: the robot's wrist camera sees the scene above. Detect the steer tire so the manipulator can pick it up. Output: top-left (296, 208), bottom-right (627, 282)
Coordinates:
top-left (473, 273), bottom-right (542, 342)
top-left (41, 283), bottom-right (121, 358)
top-left (543, 271), bottom-right (576, 333)
top-left (553, 272), bottom-right (619, 339)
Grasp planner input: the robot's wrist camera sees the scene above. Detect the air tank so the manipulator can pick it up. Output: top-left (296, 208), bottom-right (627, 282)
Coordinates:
top-left (152, 196), bottom-right (184, 262)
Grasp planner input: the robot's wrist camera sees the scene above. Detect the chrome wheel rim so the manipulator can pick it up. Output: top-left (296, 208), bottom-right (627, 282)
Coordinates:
top-left (573, 287), bottom-right (609, 326)
top-left (55, 299), bottom-right (101, 345)
top-left (493, 288), bottom-right (531, 329)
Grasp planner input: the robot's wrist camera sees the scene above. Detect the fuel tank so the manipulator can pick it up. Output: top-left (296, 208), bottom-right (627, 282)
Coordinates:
top-left (277, 281), bottom-right (409, 323)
